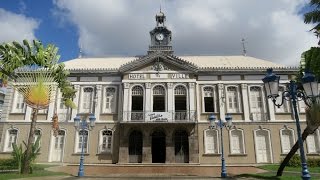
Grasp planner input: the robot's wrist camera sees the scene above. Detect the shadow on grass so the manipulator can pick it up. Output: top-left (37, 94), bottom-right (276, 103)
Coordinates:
top-left (235, 173), bottom-right (280, 180)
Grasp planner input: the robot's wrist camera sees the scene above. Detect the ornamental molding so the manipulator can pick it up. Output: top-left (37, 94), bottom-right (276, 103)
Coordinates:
top-left (241, 84), bottom-right (247, 89)
top-left (123, 83), bottom-right (130, 89)
top-left (145, 82), bottom-right (151, 89)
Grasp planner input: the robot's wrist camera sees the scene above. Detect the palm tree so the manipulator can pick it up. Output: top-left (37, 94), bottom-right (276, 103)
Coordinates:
top-left (0, 40), bottom-right (76, 174)
top-left (304, 0), bottom-right (320, 45)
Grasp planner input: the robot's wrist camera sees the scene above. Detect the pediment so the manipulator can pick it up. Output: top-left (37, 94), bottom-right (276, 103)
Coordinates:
top-left (119, 52), bottom-right (198, 73)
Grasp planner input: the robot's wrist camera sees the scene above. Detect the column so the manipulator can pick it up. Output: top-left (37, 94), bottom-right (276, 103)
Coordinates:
top-left (143, 132), bottom-right (152, 163)
top-left (167, 83), bottom-right (173, 121)
top-left (195, 83), bottom-right (201, 122)
top-left (145, 83), bottom-right (151, 113)
top-left (117, 84), bottom-right (123, 121)
top-left (188, 83), bottom-right (195, 121)
top-left (218, 84), bottom-right (225, 120)
top-left (166, 131), bottom-right (175, 163)
top-left (71, 85), bottom-right (80, 121)
top-left (122, 83), bottom-right (130, 122)
top-left (241, 84), bottom-right (250, 121)
top-left (94, 85), bottom-right (102, 121)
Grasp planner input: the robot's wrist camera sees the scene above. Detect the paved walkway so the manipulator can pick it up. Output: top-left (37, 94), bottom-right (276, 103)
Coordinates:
top-left (27, 165), bottom-right (266, 179)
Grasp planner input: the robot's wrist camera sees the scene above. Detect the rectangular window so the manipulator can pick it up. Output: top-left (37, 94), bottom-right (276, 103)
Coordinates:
top-left (226, 86), bottom-right (240, 113)
top-left (104, 87), bottom-right (116, 113)
top-left (204, 97), bottom-right (214, 112)
top-left (82, 87), bottom-right (93, 113)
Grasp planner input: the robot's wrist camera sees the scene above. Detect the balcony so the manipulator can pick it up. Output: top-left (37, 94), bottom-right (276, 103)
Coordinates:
top-left (122, 111), bottom-right (196, 123)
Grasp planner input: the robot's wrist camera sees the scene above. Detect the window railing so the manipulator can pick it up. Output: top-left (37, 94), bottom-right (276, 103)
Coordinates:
top-left (250, 112), bottom-right (268, 121)
top-left (98, 145), bottom-right (112, 154)
top-left (121, 111), bottom-right (196, 122)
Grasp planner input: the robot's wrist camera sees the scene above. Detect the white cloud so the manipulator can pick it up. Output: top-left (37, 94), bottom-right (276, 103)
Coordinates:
top-left (53, 0), bottom-right (318, 66)
top-left (0, 8), bottom-right (39, 43)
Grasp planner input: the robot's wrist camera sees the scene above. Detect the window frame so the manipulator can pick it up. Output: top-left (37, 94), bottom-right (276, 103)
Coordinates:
top-left (306, 129), bottom-right (320, 154)
top-left (279, 128), bottom-right (295, 154)
top-left (229, 128), bottom-right (245, 154)
top-left (248, 85), bottom-right (267, 121)
top-left (98, 129), bottom-right (113, 154)
top-left (11, 89), bottom-right (26, 113)
top-left (204, 129), bottom-right (219, 154)
top-left (79, 86), bottom-right (94, 113)
top-left (101, 86), bottom-right (118, 114)
top-left (151, 84), bottom-right (167, 112)
top-left (74, 129), bottom-right (89, 153)
top-left (4, 128), bottom-right (18, 152)
top-left (201, 85), bottom-right (217, 113)
top-left (225, 85), bottom-right (242, 113)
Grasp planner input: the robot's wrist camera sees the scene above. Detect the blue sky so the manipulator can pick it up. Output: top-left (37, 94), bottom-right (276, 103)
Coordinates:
top-left (0, 0), bottom-right (78, 61)
top-left (0, 0), bottom-right (318, 65)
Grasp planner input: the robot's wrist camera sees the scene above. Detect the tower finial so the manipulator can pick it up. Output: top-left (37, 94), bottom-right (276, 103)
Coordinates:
top-left (241, 38), bottom-right (247, 56)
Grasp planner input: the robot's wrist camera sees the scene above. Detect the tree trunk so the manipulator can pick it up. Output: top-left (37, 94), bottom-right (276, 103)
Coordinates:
top-left (21, 108), bottom-right (38, 174)
top-left (277, 126), bottom-right (317, 176)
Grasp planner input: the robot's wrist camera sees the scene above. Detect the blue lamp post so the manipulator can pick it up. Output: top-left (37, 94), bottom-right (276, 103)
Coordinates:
top-left (209, 114), bottom-right (233, 178)
top-left (74, 113), bottom-right (96, 177)
top-left (262, 68), bottom-right (319, 180)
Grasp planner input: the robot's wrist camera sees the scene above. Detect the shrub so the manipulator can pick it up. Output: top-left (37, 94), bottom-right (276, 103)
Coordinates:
top-left (0, 159), bottom-right (18, 170)
top-left (281, 154), bottom-right (320, 168)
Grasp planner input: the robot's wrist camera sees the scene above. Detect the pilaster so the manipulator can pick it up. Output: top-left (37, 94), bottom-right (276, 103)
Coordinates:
top-left (122, 83), bottom-right (130, 122)
top-left (241, 84), bottom-right (250, 121)
top-left (94, 85), bottom-right (102, 121)
top-left (267, 99), bottom-right (275, 121)
top-left (24, 107), bottom-right (32, 121)
top-left (145, 83), bottom-right (151, 112)
top-left (167, 83), bottom-right (173, 113)
top-left (46, 93), bottom-right (55, 121)
top-left (218, 84), bottom-right (225, 120)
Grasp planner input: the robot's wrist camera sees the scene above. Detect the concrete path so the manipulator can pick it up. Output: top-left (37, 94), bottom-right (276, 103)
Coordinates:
top-left (29, 165), bottom-right (265, 179)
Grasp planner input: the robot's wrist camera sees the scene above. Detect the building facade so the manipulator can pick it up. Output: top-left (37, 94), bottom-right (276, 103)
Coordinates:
top-left (0, 11), bottom-right (319, 165)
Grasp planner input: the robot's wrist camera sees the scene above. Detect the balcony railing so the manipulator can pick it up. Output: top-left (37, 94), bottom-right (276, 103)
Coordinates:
top-left (122, 111), bottom-right (196, 122)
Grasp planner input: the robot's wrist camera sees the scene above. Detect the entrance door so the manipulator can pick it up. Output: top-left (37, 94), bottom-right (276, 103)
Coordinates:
top-left (51, 130), bottom-right (65, 162)
top-left (255, 130), bottom-right (271, 163)
top-left (174, 130), bottom-right (189, 163)
top-left (152, 131), bottom-right (166, 163)
top-left (129, 131), bottom-right (143, 163)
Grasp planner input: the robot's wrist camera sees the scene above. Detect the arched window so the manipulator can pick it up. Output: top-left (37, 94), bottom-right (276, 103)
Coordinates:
top-left (76, 130), bottom-right (89, 153)
top-left (153, 85), bottom-right (166, 112)
top-left (4, 129), bottom-right (18, 152)
top-left (12, 90), bottom-right (25, 113)
top-left (249, 86), bottom-right (267, 121)
top-left (99, 130), bottom-right (113, 153)
top-left (131, 86), bottom-right (144, 121)
top-left (226, 86), bottom-right (241, 113)
top-left (81, 87), bottom-right (94, 113)
top-left (254, 129), bottom-right (272, 163)
top-left (174, 85), bottom-right (187, 120)
top-left (104, 87), bottom-right (117, 113)
top-left (203, 87), bottom-right (214, 112)
top-left (230, 129), bottom-right (245, 154)
top-left (280, 128), bottom-right (295, 154)
top-left (306, 129), bottom-right (320, 153)
top-left (204, 129), bottom-right (219, 154)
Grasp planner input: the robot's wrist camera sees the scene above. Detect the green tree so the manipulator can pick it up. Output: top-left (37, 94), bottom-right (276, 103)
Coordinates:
top-left (304, 0), bottom-right (320, 45)
top-left (0, 40), bottom-right (76, 174)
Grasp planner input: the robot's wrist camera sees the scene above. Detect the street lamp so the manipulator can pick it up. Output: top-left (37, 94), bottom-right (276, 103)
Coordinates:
top-left (262, 68), bottom-right (319, 180)
top-left (209, 113), bottom-right (233, 178)
top-left (74, 113), bottom-right (96, 177)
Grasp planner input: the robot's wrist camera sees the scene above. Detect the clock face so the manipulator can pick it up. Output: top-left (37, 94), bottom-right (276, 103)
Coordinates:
top-left (156, 33), bottom-right (164, 41)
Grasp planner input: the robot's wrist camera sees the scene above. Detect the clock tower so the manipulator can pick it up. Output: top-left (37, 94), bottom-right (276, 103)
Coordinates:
top-left (148, 10), bottom-right (173, 54)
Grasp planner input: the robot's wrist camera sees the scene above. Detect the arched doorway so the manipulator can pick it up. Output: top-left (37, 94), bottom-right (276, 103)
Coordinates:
top-left (174, 130), bottom-right (189, 163)
top-left (129, 130), bottom-right (143, 163)
top-left (152, 130), bottom-right (166, 163)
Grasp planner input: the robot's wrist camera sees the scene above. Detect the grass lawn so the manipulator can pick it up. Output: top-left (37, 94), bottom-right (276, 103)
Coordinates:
top-left (235, 165), bottom-right (320, 180)
top-left (0, 164), bottom-right (69, 180)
